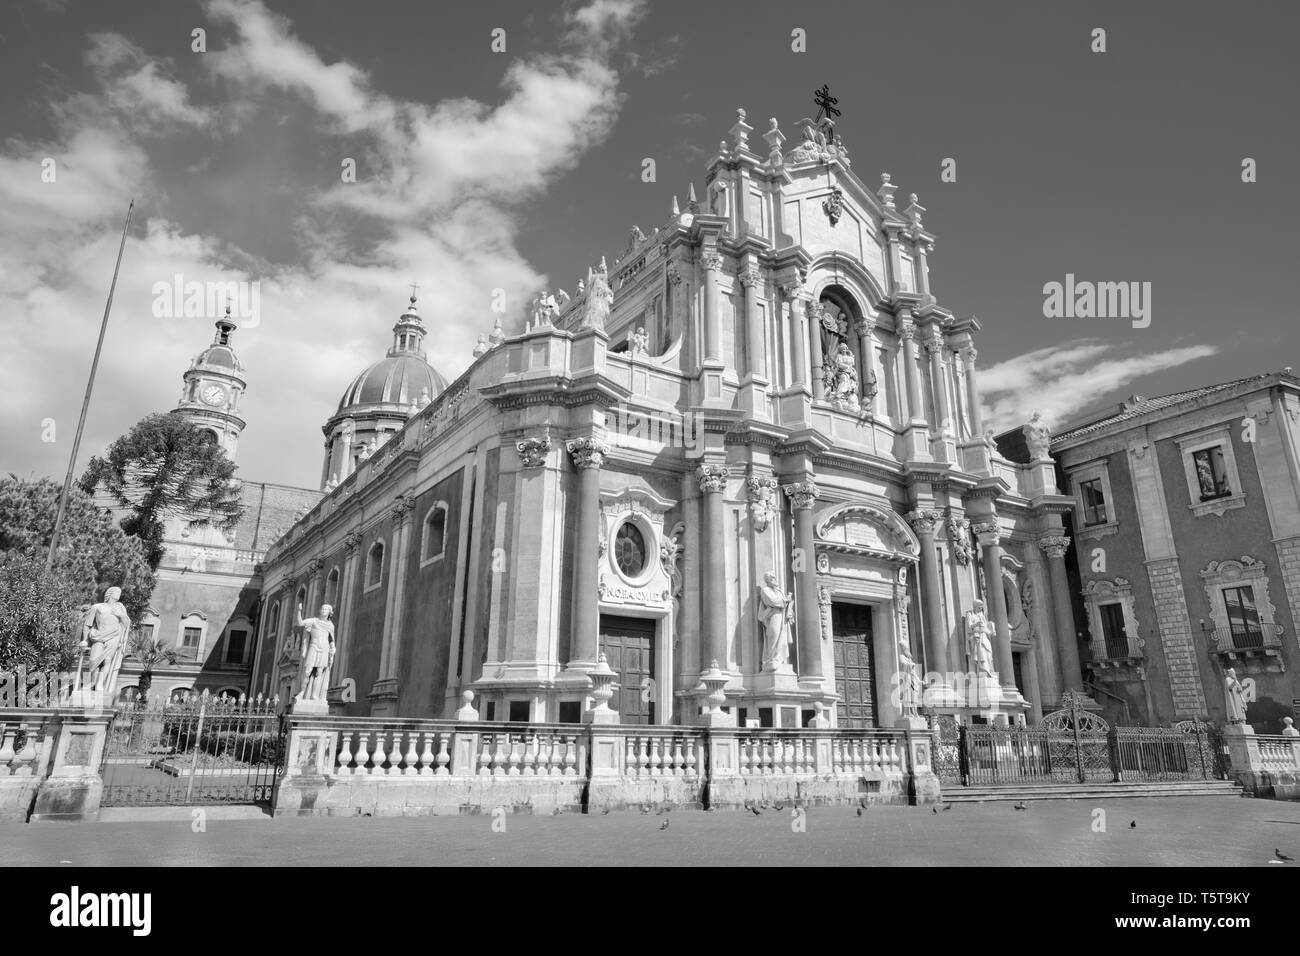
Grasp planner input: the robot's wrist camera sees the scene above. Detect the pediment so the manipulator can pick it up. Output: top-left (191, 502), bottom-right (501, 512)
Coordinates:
top-left (814, 503), bottom-right (919, 560)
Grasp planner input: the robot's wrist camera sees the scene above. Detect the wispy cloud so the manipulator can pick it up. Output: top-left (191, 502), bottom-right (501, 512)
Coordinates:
top-left (0, 0), bottom-right (646, 489)
top-left (979, 339), bottom-right (1219, 432)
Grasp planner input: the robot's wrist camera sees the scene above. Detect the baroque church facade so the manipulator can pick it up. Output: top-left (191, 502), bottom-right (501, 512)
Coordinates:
top-left (248, 109), bottom-right (1095, 728)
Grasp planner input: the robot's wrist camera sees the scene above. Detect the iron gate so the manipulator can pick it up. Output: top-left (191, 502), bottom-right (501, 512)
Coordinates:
top-left (100, 693), bottom-right (284, 806)
top-left (930, 695), bottom-right (1226, 787)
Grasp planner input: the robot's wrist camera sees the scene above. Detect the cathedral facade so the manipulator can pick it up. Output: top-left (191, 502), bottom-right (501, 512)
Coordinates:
top-left (249, 109), bottom-right (1091, 728)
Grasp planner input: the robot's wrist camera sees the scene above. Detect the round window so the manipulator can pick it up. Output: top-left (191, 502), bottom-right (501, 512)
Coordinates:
top-left (614, 522), bottom-right (647, 577)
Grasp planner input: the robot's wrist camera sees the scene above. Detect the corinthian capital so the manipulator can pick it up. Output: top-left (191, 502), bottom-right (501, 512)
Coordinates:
top-left (739, 267), bottom-right (762, 288)
top-left (515, 432), bottom-right (552, 468)
top-left (343, 530), bottom-right (363, 554)
top-left (702, 252), bottom-right (724, 272)
top-left (898, 317), bottom-right (916, 341)
top-left (567, 437), bottom-right (609, 470)
top-left (697, 463), bottom-right (730, 493)
top-left (782, 479), bottom-right (820, 511)
top-left (905, 508), bottom-right (942, 535)
top-left (1038, 533), bottom-right (1071, 559)
top-left (922, 330), bottom-right (945, 356)
top-left (390, 494), bottom-right (416, 526)
top-left (970, 518), bottom-right (1000, 545)
top-left (961, 345), bottom-right (978, 369)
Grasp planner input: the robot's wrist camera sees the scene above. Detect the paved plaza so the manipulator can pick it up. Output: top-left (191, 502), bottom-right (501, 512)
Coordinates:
top-left (4, 796), bottom-right (1299, 866)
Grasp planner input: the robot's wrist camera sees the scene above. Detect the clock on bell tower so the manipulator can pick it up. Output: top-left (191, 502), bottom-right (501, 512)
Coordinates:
top-left (174, 308), bottom-right (248, 462)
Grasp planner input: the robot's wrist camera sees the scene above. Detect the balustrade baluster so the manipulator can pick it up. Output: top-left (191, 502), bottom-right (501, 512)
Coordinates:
top-left (564, 736), bottom-right (578, 776)
top-left (404, 732), bottom-right (420, 776)
top-left (491, 735), bottom-right (507, 775)
top-left (551, 735), bottom-right (567, 776)
top-left (794, 738), bottom-right (806, 774)
top-left (13, 724), bottom-right (36, 775)
top-left (418, 732), bottom-right (434, 775)
top-left (671, 738), bottom-right (685, 777)
top-left (650, 737), bottom-right (662, 776)
top-left (354, 731), bottom-right (371, 775)
top-left (336, 731), bottom-right (354, 775)
top-left (684, 737), bottom-right (698, 778)
top-left (0, 726), bottom-right (13, 776)
top-left (625, 736), bottom-right (638, 778)
top-left (638, 737), bottom-right (650, 776)
top-left (507, 735), bottom-right (521, 775)
top-left (435, 733), bottom-right (451, 775)
top-left (522, 736), bottom-right (538, 776)
top-left (478, 735), bottom-right (492, 775)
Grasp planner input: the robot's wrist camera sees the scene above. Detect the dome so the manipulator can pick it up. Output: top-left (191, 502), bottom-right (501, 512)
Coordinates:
top-left (336, 354), bottom-right (448, 413)
top-left (197, 345), bottom-right (238, 369)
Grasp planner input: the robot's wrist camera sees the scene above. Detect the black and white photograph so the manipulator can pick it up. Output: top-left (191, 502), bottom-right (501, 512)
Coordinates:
top-left (0, 0), bottom-right (1295, 926)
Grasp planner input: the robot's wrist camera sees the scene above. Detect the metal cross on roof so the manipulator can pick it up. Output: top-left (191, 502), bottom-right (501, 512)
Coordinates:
top-left (813, 84), bottom-right (841, 124)
top-left (409, 281), bottom-right (420, 299)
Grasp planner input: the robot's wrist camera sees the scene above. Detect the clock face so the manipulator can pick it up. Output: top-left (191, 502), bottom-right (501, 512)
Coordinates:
top-left (200, 385), bottom-right (226, 406)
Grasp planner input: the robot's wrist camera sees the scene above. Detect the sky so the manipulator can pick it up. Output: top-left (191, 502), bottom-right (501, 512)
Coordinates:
top-left (2, 0), bottom-right (1297, 490)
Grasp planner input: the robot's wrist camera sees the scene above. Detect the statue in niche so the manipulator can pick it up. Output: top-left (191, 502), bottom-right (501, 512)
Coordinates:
top-left (757, 571), bottom-right (794, 670)
top-left (828, 341), bottom-right (860, 411)
top-left (965, 599), bottom-right (995, 678)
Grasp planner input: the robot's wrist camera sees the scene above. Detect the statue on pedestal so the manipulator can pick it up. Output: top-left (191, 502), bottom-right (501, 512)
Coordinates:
top-left (965, 599), bottom-right (995, 678)
top-left (295, 603), bottom-right (336, 703)
top-left (1023, 411), bottom-right (1052, 461)
top-left (757, 571), bottom-right (793, 670)
top-left (79, 586), bottom-right (130, 696)
top-left (897, 638), bottom-right (920, 716)
top-left (1224, 667), bottom-right (1248, 725)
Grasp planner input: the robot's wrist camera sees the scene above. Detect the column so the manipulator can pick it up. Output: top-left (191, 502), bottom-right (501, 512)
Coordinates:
top-left (335, 531), bottom-right (362, 682)
top-left (962, 346), bottom-right (983, 437)
top-left (855, 317), bottom-right (876, 415)
top-left (697, 464), bottom-right (730, 671)
top-left (702, 251), bottom-right (723, 363)
top-left (973, 519), bottom-right (1015, 688)
top-left (787, 292), bottom-right (808, 388)
top-left (783, 479), bottom-right (823, 681)
top-left (925, 330), bottom-right (953, 440)
top-left (906, 509), bottom-right (947, 681)
top-left (338, 425), bottom-right (354, 481)
top-left (383, 502), bottom-right (414, 678)
top-left (741, 267), bottom-right (765, 381)
top-left (899, 313), bottom-right (923, 423)
top-left (808, 303), bottom-right (825, 399)
top-left (369, 495), bottom-right (414, 715)
top-left (1040, 534), bottom-right (1084, 694)
top-left (566, 437), bottom-right (608, 670)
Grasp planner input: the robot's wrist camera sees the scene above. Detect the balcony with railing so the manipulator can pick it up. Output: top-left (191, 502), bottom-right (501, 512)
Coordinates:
top-left (1201, 619), bottom-right (1284, 671)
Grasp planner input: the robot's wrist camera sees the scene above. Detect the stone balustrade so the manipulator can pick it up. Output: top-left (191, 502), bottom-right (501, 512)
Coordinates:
top-left (1254, 735), bottom-right (1300, 774)
top-left (276, 717), bottom-right (937, 816)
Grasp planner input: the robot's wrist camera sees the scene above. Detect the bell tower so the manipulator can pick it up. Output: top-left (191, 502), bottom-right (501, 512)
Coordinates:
top-left (175, 307), bottom-right (248, 461)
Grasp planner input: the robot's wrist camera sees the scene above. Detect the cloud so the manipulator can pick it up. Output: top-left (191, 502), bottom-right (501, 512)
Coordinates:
top-left (0, 0), bottom-right (646, 490)
top-left (978, 339), bottom-right (1219, 431)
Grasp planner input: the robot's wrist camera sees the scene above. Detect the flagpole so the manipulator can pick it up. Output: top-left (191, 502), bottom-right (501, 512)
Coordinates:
top-left (46, 198), bottom-right (135, 571)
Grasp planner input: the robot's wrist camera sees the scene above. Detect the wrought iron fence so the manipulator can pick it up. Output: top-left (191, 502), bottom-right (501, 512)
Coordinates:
top-left (931, 699), bottom-right (1227, 788)
top-left (99, 692), bottom-right (284, 806)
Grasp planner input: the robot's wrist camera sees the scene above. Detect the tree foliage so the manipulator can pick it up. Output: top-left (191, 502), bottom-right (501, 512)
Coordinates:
top-left (0, 476), bottom-right (155, 671)
top-left (78, 412), bottom-right (244, 569)
top-left (126, 629), bottom-right (179, 702)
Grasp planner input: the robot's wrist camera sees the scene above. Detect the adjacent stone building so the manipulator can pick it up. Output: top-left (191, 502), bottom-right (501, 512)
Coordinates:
top-left (251, 109), bottom-right (1096, 728)
top-left (112, 316), bottom-right (321, 702)
top-left (1049, 372), bottom-right (1300, 732)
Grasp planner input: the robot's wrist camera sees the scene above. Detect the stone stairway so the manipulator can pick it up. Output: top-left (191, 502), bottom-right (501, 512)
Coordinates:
top-left (943, 780), bottom-right (1244, 803)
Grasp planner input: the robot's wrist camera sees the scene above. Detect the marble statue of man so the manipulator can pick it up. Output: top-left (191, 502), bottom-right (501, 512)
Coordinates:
top-left (756, 571), bottom-right (793, 670)
top-left (295, 603), bottom-right (336, 703)
top-left (831, 342), bottom-right (859, 410)
top-left (80, 586), bottom-right (131, 695)
top-left (965, 599), bottom-right (995, 678)
top-left (1022, 411), bottom-right (1052, 461)
top-left (1224, 667), bottom-right (1248, 725)
top-left (897, 638), bottom-right (921, 715)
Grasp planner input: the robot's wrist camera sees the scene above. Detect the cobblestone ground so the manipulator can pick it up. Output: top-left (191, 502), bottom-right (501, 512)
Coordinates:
top-left (4, 797), bottom-right (1299, 866)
